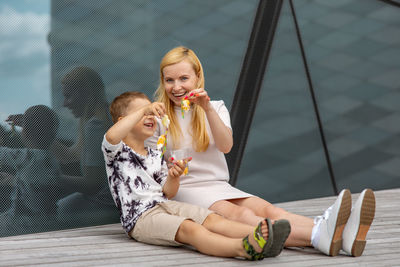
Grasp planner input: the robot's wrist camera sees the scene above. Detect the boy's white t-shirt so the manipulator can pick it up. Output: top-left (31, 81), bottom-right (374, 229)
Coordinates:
top-left (102, 136), bottom-right (168, 233)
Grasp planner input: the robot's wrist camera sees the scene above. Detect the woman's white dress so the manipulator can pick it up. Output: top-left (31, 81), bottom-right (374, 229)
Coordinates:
top-left (145, 100), bottom-right (252, 208)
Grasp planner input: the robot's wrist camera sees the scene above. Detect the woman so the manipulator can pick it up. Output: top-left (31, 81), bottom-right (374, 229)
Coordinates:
top-left (145, 46), bottom-right (375, 257)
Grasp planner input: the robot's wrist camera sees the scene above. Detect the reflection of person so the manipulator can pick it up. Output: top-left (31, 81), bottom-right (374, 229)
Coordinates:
top-left (145, 46), bottom-right (376, 257)
top-left (0, 105), bottom-right (61, 234)
top-left (0, 125), bottom-right (6, 146)
top-left (102, 91), bottom-right (291, 260)
top-left (52, 66), bottom-right (115, 216)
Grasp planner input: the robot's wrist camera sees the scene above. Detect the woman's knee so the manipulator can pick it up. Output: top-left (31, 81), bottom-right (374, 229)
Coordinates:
top-left (227, 206), bottom-right (256, 221)
top-left (260, 204), bottom-right (288, 219)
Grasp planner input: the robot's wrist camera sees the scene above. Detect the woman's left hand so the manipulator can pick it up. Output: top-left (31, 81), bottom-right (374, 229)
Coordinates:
top-left (186, 88), bottom-right (211, 111)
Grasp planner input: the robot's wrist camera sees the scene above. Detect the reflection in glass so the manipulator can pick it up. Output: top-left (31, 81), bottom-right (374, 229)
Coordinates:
top-left (0, 105), bottom-right (60, 236)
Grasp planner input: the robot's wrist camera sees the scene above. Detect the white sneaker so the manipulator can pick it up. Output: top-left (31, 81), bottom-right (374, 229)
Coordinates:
top-left (342, 189), bottom-right (375, 257)
top-left (311, 189), bottom-right (352, 256)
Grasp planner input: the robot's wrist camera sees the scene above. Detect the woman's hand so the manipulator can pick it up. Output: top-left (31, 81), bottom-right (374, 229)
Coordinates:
top-left (185, 88), bottom-right (211, 111)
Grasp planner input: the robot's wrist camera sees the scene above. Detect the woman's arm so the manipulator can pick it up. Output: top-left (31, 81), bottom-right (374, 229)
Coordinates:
top-left (204, 103), bottom-right (233, 153)
top-left (189, 89), bottom-right (233, 153)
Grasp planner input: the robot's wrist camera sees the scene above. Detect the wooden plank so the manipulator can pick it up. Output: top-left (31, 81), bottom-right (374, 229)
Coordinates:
top-left (0, 188), bottom-right (399, 267)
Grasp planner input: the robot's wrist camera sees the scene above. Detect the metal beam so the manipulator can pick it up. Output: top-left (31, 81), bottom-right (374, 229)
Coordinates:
top-left (227, 0), bottom-right (283, 186)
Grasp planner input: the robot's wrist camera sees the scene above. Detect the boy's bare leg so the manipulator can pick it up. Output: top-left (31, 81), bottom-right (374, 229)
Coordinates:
top-left (175, 218), bottom-right (268, 259)
top-left (201, 213), bottom-right (265, 239)
top-left (210, 197), bottom-right (313, 247)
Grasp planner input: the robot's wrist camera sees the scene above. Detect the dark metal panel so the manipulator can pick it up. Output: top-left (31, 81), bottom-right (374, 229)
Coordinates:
top-left (227, 0), bottom-right (283, 186)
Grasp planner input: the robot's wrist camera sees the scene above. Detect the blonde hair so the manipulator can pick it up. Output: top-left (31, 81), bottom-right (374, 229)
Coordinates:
top-left (155, 46), bottom-right (209, 152)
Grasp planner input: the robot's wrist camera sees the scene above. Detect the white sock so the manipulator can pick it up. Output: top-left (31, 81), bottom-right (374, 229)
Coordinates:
top-left (311, 205), bottom-right (333, 248)
top-left (311, 218), bottom-right (320, 248)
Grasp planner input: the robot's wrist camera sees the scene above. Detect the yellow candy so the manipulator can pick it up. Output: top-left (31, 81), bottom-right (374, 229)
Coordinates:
top-left (181, 99), bottom-right (190, 118)
top-left (183, 166), bottom-right (189, 175)
top-left (157, 134), bottom-right (166, 150)
top-left (178, 160), bottom-right (189, 175)
top-left (181, 100), bottom-right (190, 111)
top-left (161, 114), bottom-right (170, 128)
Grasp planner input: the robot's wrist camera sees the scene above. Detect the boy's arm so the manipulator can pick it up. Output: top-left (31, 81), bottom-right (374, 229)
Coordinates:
top-left (162, 158), bottom-right (191, 199)
top-left (105, 108), bottom-right (146, 145)
top-left (106, 102), bottom-right (165, 145)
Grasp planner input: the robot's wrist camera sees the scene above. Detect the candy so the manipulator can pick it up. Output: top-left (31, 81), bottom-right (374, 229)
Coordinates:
top-left (183, 166), bottom-right (189, 175)
top-left (181, 99), bottom-right (190, 118)
top-left (157, 115), bottom-right (170, 158)
top-left (178, 160), bottom-right (189, 176)
top-left (161, 114), bottom-right (170, 128)
top-left (157, 134), bottom-right (166, 150)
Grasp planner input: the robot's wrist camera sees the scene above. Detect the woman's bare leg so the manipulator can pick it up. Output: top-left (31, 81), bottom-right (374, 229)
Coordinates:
top-left (210, 197), bottom-right (312, 247)
top-left (209, 200), bottom-right (264, 226)
top-left (230, 197), bottom-right (313, 247)
top-left (201, 213), bottom-right (267, 239)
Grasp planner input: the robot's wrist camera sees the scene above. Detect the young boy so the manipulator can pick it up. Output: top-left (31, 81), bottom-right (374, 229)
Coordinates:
top-left (101, 91), bottom-right (291, 260)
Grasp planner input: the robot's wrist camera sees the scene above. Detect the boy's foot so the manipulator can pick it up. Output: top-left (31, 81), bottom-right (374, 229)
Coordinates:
top-left (243, 219), bottom-right (271, 260)
top-left (243, 218), bottom-right (291, 260)
top-left (312, 189), bottom-right (352, 256)
top-left (342, 189), bottom-right (375, 257)
top-left (265, 219), bottom-right (291, 257)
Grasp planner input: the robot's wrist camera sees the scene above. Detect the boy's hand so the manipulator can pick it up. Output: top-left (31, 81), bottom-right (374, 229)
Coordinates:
top-left (168, 157), bottom-right (192, 178)
top-left (143, 102), bottom-right (165, 118)
top-left (5, 114), bottom-right (23, 127)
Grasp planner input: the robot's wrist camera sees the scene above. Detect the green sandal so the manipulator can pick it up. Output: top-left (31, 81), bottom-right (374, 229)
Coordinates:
top-left (242, 218), bottom-right (273, 260)
top-left (264, 219), bottom-right (291, 257)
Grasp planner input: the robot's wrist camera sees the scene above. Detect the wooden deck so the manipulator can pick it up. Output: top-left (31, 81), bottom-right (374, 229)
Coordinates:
top-left (1, 188), bottom-right (399, 267)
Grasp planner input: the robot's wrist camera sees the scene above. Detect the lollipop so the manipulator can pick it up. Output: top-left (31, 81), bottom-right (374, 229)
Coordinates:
top-left (161, 114), bottom-right (170, 128)
top-left (183, 165), bottom-right (189, 175)
top-left (157, 134), bottom-right (166, 150)
top-left (181, 99), bottom-right (190, 118)
top-left (157, 114), bottom-right (170, 157)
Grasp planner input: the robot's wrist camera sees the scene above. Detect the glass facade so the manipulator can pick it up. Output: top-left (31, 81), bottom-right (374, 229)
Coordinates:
top-left (237, 0), bottom-right (400, 202)
top-left (0, 0), bottom-right (399, 237)
top-left (0, 0), bottom-right (257, 237)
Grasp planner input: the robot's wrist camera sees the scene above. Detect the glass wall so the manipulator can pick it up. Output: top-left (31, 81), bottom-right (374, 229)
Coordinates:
top-left (236, 0), bottom-right (400, 202)
top-left (0, 0), bottom-right (257, 237)
top-left (1, 0), bottom-right (399, 238)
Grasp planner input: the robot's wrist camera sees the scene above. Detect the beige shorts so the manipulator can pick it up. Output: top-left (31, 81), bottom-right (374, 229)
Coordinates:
top-left (129, 200), bottom-right (213, 246)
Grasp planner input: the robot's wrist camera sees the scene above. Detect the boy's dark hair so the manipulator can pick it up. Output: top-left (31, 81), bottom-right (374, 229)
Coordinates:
top-left (23, 105), bottom-right (59, 149)
top-left (110, 91), bottom-right (150, 123)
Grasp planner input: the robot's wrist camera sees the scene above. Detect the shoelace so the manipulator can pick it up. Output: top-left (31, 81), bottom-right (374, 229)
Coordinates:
top-left (311, 205), bottom-right (333, 247)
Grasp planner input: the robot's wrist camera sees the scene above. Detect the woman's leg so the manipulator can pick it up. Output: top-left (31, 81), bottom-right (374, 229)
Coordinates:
top-left (201, 213), bottom-right (263, 238)
top-left (210, 197), bottom-right (312, 247)
top-left (230, 197), bottom-right (313, 247)
top-left (175, 218), bottom-right (269, 259)
top-left (209, 200), bottom-right (264, 226)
